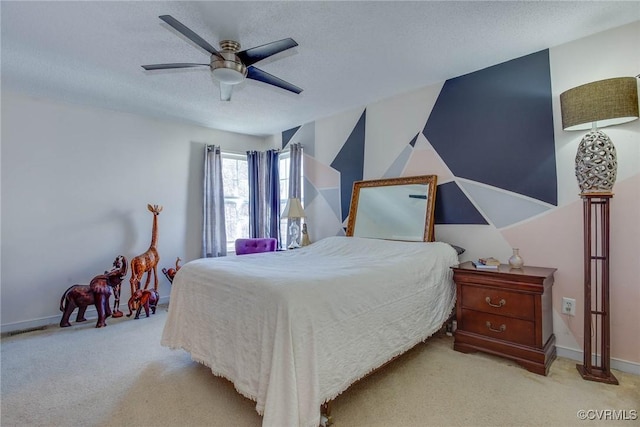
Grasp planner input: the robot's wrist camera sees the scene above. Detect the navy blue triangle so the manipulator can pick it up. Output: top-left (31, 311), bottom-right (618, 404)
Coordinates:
top-left (409, 133), bottom-right (419, 147)
top-left (424, 50), bottom-right (557, 205)
top-left (282, 126), bottom-right (301, 150)
top-left (331, 110), bottom-right (366, 222)
top-left (435, 182), bottom-right (487, 224)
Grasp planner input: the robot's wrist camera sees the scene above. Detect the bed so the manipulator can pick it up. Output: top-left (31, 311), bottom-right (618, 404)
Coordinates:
top-left (161, 175), bottom-right (460, 427)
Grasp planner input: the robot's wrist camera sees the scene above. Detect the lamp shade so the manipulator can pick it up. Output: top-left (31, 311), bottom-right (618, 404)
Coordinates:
top-left (560, 77), bottom-right (639, 131)
top-left (282, 198), bottom-right (305, 218)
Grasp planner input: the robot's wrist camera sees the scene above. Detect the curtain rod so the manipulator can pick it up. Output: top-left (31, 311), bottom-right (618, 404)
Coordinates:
top-left (208, 144), bottom-right (301, 155)
top-left (206, 146), bottom-right (275, 156)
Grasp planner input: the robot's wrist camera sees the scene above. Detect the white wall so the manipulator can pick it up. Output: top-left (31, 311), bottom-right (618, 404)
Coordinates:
top-left (1, 92), bottom-right (268, 332)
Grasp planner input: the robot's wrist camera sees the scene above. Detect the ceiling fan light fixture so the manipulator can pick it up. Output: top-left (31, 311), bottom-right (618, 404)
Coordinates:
top-left (211, 51), bottom-right (247, 85)
top-left (212, 65), bottom-right (246, 84)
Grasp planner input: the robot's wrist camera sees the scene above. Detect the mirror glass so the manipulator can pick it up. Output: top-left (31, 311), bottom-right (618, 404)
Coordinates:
top-left (346, 175), bottom-right (438, 242)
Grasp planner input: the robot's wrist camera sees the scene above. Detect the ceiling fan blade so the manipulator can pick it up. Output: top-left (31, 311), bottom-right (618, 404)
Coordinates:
top-left (237, 38), bottom-right (298, 66)
top-left (158, 15), bottom-right (222, 58)
top-left (142, 63), bottom-right (210, 70)
top-left (246, 67), bottom-right (303, 94)
top-left (219, 83), bottom-right (233, 101)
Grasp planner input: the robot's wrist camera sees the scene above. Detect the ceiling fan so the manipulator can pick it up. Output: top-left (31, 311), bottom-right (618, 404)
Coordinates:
top-left (142, 15), bottom-right (302, 101)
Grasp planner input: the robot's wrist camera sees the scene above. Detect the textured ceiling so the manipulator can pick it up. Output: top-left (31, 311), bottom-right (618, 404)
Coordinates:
top-left (2, 1), bottom-right (639, 137)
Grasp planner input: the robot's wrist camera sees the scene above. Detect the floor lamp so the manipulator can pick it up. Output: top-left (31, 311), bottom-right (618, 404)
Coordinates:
top-left (560, 77), bottom-right (639, 384)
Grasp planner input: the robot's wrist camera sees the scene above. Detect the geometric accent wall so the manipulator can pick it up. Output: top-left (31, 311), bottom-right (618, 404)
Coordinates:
top-left (330, 110), bottom-right (366, 221)
top-left (424, 49), bottom-right (557, 206)
top-left (294, 50), bottom-right (561, 232)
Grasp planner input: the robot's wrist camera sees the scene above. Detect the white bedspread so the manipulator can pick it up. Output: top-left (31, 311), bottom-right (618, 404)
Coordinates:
top-left (161, 236), bottom-right (458, 427)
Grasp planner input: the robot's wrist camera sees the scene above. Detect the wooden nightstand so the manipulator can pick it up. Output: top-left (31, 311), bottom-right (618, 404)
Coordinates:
top-left (452, 261), bottom-right (556, 376)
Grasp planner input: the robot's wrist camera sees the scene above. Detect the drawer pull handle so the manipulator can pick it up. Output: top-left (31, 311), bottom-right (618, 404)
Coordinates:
top-left (485, 297), bottom-right (506, 308)
top-left (486, 321), bottom-right (506, 333)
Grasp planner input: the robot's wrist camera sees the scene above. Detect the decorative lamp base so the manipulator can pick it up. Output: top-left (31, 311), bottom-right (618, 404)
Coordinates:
top-left (576, 364), bottom-right (619, 385)
top-left (575, 130), bottom-right (617, 193)
top-left (579, 193), bottom-right (618, 386)
top-left (288, 221), bottom-right (300, 249)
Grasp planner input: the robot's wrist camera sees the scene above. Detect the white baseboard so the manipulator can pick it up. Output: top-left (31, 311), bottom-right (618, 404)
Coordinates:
top-left (1, 295), bottom-right (170, 335)
top-left (556, 345), bottom-right (640, 376)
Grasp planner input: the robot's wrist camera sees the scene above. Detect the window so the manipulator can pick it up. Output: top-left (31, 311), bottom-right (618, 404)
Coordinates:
top-left (278, 151), bottom-right (304, 246)
top-left (221, 151), bottom-right (294, 253)
top-left (279, 152), bottom-right (290, 243)
top-left (221, 153), bottom-right (249, 254)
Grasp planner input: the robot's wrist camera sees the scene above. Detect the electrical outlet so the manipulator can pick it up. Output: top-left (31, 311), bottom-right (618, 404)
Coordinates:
top-left (562, 297), bottom-right (576, 316)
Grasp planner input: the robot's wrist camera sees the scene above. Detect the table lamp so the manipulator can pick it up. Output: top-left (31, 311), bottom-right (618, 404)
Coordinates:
top-left (282, 197), bottom-right (306, 249)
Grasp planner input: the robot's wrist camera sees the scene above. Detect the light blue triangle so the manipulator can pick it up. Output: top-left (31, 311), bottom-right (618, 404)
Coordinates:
top-left (383, 145), bottom-right (413, 178)
top-left (303, 177), bottom-right (318, 205)
top-left (460, 181), bottom-right (552, 228)
top-left (319, 188), bottom-right (342, 220)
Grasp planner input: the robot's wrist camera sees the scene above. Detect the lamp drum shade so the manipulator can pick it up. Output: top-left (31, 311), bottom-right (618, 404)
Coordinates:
top-left (560, 77), bottom-right (639, 131)
top-left (282, 198), bottom-right (306, 218)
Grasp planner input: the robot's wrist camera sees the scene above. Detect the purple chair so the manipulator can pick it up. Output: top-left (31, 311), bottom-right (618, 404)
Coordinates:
top-left (234, 238), bottom-right (278, 255)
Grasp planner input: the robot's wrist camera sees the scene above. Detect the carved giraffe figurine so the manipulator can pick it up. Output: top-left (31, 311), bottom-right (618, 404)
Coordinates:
top-left (129, 204), bottom-right (163, 296)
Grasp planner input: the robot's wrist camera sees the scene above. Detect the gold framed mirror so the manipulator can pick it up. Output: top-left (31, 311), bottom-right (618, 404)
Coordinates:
top-left (346, 175), bottom-right (438, 242)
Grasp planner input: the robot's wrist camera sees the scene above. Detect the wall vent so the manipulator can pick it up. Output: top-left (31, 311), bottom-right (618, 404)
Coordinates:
top-left (4, 326), bottom-right (48, 337)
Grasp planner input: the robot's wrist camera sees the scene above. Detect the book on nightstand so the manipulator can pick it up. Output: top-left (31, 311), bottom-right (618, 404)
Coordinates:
top-left (471, 260), bottom-right (500, 270)
top-left (478, 257), bottom-right (500, 266)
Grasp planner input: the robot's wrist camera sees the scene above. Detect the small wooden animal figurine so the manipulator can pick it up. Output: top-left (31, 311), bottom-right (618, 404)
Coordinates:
top-left (111, 279), bottom-right (124, 318)
top-left (129, 204), bottom-right (162, 296)
top-left (59, 256), bottom-right (128, 328)
top-left (110, 256), bottom-right (127, 318)
top-left (162, 257), bottom-right (182, 283)
top-left (126, 289), bottom-right (159, 319)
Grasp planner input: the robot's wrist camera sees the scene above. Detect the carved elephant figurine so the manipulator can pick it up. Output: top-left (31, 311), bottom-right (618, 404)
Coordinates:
top-left (59, 283), bottom-right (111, 328)
top-left (126, 289), bottom-right (159, 319)
top-left (59, 256), bottom-right (127, 328)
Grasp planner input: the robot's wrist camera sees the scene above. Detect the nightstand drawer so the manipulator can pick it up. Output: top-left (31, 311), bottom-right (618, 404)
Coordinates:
top-left (461, 285), bottom-right (535, 320)
top-left (461, 309), bottom-right (535, 347)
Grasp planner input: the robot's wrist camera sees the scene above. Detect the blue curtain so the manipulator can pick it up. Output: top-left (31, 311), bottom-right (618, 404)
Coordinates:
top-left (202, 145), bottom-right (227, 257)
top-left (247, 150), bottom-right (262, 237)
top-left (247, 150), bottom-right (280, 239)
top-left (288, 143), bottom-right (303, 199)
top-left (265, 150), bottom-right (280, 240)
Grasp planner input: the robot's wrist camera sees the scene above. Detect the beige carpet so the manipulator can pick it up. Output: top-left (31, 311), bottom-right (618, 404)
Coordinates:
top-left (2, 306), bottom-right (638, 427)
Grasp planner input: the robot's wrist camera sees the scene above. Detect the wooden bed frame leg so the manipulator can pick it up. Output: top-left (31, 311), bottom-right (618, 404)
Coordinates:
top-left (320, 401), bottom-right (333, 426)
